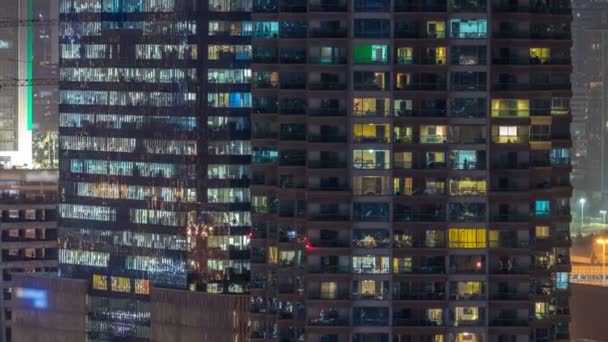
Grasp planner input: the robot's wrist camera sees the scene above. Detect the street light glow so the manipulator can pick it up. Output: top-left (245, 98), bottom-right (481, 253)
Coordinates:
top-left (580, 198), bottom-right (586, 204)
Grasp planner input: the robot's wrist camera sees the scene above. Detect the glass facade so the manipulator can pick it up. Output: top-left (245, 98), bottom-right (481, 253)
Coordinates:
top-left (58, 0), bottom-right (572, 341)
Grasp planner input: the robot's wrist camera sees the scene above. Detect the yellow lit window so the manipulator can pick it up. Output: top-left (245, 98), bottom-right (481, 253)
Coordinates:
top-left (268, 246), bottom-right (278, 264)
top-left (536, 226), bottom-right (550, 239)
top-left (433, 335), bottom-right (444, 342)
top-left (457, 281), bottom-right (483, 298)
top-left (428, 47), bottom-right (446, 64)
top-left (449, 228), bottom-right (486, 248)
top-left (393, 257), bottom-right (412, 273)
top-left (353, 98), bottom-right (390, 117)
top-left (394, 126), bottom-right (413, 143)
top-left (488, 230), bottom-right (499, 247)
top-left (493, 126), bottom-right (521, 143)
top-left (420, 125), bottom-right (447, 143)
top-left (491, 99), bottom-right (529, 118)
top-left (134, 279), bottom-right (150, 295)
top-left (111, 276), bottom-right (131, 293)
top-left (394, 152), bottom-right (413, 169)
top-left (92, 274), bottom-right (107, 291)
top-left (535, 302), bottom-right (548, 319)
top-left (320, 282), bottom-right (337, 299)
top-left (206, 283), bottom-right (223, 294)
top-left (396, 73), bottom-right (412, 89)
top-left (530, 48), bottom-right (550, 63)
top-left (426, 308), bottom-right (443, 325)
top-left (353, 124), bottom-right (390, 142)
top-left (394, 177), bottom-right (413, 196)
top-left (397, 47), bottom-right (413, 64)
top-left (449, 178), bottom-right (486, 196)
top-left (455, 306), bottom-right (479, 322)
top-left (426, 21), bottom-right (445, 38)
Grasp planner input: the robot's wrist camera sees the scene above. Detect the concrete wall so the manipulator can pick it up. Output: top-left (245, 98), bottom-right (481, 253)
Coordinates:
top-left (150, 287), bottom-right (250, 342)
top-left (10, 274), bottom-right (87, 342)
top-left (571, 283), bottom-right (608, 341)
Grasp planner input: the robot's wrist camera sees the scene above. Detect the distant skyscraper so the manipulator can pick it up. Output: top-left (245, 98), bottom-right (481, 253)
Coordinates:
top-left (0, 168), bottom-right (58, 342)
top-left (0, 0), bottom-right (59, 169)
top-left (571, 0), bottom-right (608, 197)
top-left (57, 0), bottom-right (572, 341)
top-left (0, 1), bottom-right (33, 166)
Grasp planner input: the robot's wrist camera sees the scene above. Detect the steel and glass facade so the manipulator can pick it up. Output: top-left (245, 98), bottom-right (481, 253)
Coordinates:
top-left (59, 0), bottom-right (198, 339)
top-left (59, 0), bottom-right (571, 341)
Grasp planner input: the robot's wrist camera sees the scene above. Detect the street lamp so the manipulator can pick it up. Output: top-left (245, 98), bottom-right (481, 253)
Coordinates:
top-left (601, 210), bottom-right (607, 231)
top-left (597, 238), bottom-right (608, 286)
top-left (580, 198), bottom-right (587, 236)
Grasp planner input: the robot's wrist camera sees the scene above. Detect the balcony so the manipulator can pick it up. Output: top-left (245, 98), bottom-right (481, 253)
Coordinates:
top-left (394, 212), bottom-right (446, 223)
top-left (308, 82), bottom-right (347, 91)
top-left (279, 0), bottom-right (307, 12)
top-left (396, 81), bottom-right (447, 91)
top-left (492, 57), bottom-right (571, 65)
top-left (309, 27), bottom-right (348, 38)
top-left (395, 28), bottom-right (447, 39)
top-left (493, 3), bottom-right (571, 14)
top-left (308, 56), bottom-right (347, 65)
top-left (308, 160), bottom-right (347, 169)
top-left (394, 108), bottom-right (447, 118)
top-left (393, 291), bottom-right (446, 301)
top-left (489, 319), bottom-right (528, 327)
top-left (308, 213), bottom-right (350, 221)
top-left (394, 0), bottom-right (447, 11)
top-left (308, 134), bottom-right (347, 143)
top-left (393, 318), bottom-right (444, 327)
top-left (308, 264), bottom-right (350, 273)
top-left (308, 0), bottom-right (348, 12)
top-left (489, 292), bottom-right (529, 301)
top-left (493, 30), bottom-right (571, 40)
top-left (493, 82), bottom-right (571, 91)
top-left (308, 107), bottom-right (347, 117)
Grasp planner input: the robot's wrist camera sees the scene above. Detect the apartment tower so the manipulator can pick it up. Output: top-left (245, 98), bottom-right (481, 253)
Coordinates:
top-left (248, 0), bottom-right (572, 341)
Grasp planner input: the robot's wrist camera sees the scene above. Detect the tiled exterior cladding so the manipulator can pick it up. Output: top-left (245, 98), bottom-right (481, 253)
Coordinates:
top-left (249, 0), bottom-right (572, 341)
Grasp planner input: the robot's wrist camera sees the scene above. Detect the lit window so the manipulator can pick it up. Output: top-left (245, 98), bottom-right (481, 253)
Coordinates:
top-left (448, 228), bottom-right (486, 248)
top-left (536, 226), bottom-right (550, 239)
top-left (426, 21), bottom-right (446, 38)
top-left (320, 282), bottom-right (337, 299)
top-left (535, 201), bottom-right (550, 217)
top-left (92, 274), bottom-right (107, 291)
top-left (420, 125), bottom-right (447, 143)
top-left (394, 152), bottom-right (413, 169)
top-left (530, 48), bottom-right (550, 63)
top-left (454, 306), bottom-right (480, 323)
top-left (491, 99), bottom-right (529, 118)
top-left (134, 279), bottom-right (150, 295)
top-left (268, 246), bottom-right (278, 264)
top-left (111, 277), bottom-right (131, 293)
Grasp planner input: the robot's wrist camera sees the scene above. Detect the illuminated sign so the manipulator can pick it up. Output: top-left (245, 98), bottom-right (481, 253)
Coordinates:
top-left (0, 40), bottom-right (10, 49)
top-left (15, 288), bottom-right (48, 309)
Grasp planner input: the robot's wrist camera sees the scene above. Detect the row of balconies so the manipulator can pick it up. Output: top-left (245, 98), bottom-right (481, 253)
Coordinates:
top-left (251, 0), bottom-right (569, 14)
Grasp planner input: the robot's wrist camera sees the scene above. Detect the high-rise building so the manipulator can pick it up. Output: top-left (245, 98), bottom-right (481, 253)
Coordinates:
top-left (0, 168), bottom-right (58, 342)
top-left (0, 1), bottom-right (33, 166)
top-left (248, 0), bottom-right (572, 341)
top-left (57, 0), bottom-right (572, 341)
top-left (0, 0), bottom-right (59, 169)
top-left (58, 0), bottom-right (251, 340)
top-left (571, 0), bottom-right (608, 199)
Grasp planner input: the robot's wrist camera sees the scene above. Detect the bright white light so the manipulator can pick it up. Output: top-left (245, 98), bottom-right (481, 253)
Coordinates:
top-left (580, 198), bottom-right (586, 205)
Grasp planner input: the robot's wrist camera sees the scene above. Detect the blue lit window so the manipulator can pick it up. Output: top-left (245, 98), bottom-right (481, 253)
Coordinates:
top-left (556, 272), bottom-right (569, 289)
top-left (535, 200), bottom-right (550, 217)
top-left (16, 288), bottom-right (48, 309)
top-left (450, 19), bottom-right (487, 39)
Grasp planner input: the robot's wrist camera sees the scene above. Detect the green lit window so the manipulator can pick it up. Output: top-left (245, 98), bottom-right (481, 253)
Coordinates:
top-left (354, 44), bottom-right (389, 64)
